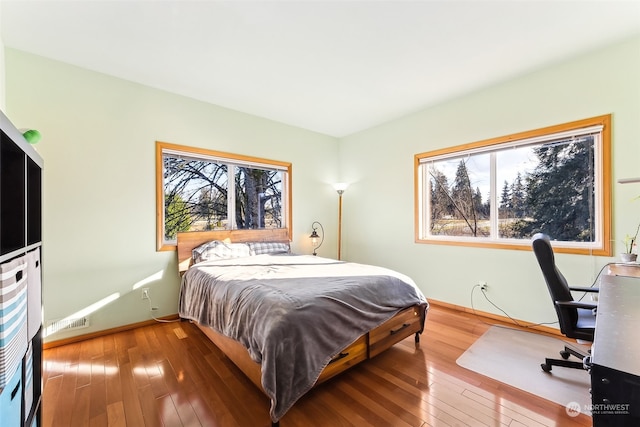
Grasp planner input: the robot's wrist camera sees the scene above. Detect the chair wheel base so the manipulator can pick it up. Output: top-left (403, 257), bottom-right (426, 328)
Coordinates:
top-left (541, 346), bottom-right (589, 373)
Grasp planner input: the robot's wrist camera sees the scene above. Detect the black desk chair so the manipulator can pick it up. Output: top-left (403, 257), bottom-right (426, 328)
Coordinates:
top-left (531, 233), bottom-right (598, 372)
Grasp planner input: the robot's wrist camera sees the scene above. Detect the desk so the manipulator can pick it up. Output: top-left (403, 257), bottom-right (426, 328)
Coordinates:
top-left (607, 263), bottom-right (640, 278)
top-left (590, 275), bottom-right (640, 426)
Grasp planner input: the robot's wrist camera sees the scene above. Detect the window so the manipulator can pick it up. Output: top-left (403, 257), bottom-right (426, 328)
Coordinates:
top-left (156, 142), bottom-right (292, 251)
top-left (414, 115), bottom-right (611, 255)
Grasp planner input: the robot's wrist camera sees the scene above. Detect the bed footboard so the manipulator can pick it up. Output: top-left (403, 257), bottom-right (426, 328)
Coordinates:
top-left (192, 302), bottom-right (428, 423)
top-left (369, 303), bottom-right (427, 358)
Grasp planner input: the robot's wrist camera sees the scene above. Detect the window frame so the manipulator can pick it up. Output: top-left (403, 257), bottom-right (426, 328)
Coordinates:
top-left (414, 115), bottom-right (612, 256)
top-left (156, 141), bottom-right (292, 251)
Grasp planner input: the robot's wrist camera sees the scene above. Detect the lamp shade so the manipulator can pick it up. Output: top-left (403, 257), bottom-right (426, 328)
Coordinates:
top-left (333, 182), bottom-right (349, 193)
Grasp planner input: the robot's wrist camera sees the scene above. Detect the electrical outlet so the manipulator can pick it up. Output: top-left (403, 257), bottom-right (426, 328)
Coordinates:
top-left (478, 281), bottom-right (488, 291)
top-left (142, 288), bottom-right (150, 300)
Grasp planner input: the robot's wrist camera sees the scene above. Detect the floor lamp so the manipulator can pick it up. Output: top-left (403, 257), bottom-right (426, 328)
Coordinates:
top-left (334, 183), bottom-right (348, 260)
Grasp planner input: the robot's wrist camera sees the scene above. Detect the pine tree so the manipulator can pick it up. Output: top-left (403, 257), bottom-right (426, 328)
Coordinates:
top-left (526, 137), bottom-right (595, 241)
top-left (164, 193), bottom-right (191, 239)
top-left (499, 180), bottom-right (510, 219)
top-left (510, 172), bottom-right (526, 218)
top-left (451, 160), bottom-right (479, 236)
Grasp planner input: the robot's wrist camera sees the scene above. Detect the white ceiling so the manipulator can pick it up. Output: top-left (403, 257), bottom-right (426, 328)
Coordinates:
top-left (2, 1), bottom-right (639, 137)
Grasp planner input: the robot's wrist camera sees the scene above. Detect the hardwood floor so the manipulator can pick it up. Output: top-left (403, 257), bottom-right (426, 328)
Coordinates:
top-left (42, 305), bottom-right (592, 426)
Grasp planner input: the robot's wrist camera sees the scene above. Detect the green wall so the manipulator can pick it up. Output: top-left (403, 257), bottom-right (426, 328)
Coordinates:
top-left (0, 2), bottom-right (5, 112)
top-left (5, 49), bottom-right (340, 342)
top-left (5, 35), bottom-right (640, 340)
top-left (339, 35), bottom-right (640, 323)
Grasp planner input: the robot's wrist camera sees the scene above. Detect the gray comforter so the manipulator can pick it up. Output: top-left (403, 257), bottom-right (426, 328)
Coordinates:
top-left (178, 254), bottom-right (428, 422)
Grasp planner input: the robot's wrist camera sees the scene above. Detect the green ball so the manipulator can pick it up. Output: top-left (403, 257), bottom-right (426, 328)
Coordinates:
top-left (22, 129), bottom-right (41, 144)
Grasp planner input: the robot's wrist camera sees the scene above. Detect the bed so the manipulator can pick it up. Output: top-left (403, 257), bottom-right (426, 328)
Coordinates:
top-left (177, 229), bottom-right (428, 425)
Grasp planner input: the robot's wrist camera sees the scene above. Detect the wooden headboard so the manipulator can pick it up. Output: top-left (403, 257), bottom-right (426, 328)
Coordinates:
top-left (176, 228), bottom-right (290, 273)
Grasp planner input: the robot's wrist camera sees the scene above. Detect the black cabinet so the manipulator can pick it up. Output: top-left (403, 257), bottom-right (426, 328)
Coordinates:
top-left (26, 158), bottom-right (42, 247)
top-left (0, 132), bottom-right (26, 254)
top-left (591, 276), bottom-right (640, 427)
top-left (0, 110), bottom-right (42, 427)
top-left (591, 364), bottom-right (640, 426)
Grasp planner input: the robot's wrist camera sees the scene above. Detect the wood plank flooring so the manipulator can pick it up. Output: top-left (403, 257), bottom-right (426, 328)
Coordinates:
top-left (42, 305), bottom-right (593, 426)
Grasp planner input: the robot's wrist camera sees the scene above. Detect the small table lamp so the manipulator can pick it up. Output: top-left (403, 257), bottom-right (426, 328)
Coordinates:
top-left (309, 221), bottom-right (324, 255)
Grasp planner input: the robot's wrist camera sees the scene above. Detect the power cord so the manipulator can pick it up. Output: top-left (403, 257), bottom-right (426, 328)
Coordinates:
top-left (146, 294), bottom-right (181, 323)
top-left (576, 262), bottom-right (612, 302)
top-left (470, 262), bottom-right (613, 326)
top-left (470, 284), bottom-right (558, 329)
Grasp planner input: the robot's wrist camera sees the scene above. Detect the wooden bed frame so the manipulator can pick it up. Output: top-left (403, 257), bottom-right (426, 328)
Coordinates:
top-left (176, 229), bottom-right (428, 425)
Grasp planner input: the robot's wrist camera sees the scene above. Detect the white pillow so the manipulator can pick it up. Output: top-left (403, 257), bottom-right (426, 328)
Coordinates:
top-left (192, 240), bottom-right (251, 264)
